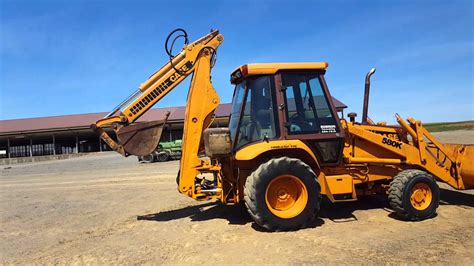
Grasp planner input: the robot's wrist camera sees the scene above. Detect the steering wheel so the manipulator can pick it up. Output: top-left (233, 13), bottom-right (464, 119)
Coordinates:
top-left (289, 112), bottom-right (312, 131)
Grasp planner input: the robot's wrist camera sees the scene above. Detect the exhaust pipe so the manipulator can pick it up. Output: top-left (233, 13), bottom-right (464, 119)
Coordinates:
top-left (362, 67), bottom-right (376, 124)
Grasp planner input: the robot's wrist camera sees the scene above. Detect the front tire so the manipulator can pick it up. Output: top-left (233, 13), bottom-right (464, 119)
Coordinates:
top-left (388, 169), bottom-right (440, 220)
top-left (156, 152), bottom-right (169, 162)
top-left (244, 157), bottom-right (321, 231)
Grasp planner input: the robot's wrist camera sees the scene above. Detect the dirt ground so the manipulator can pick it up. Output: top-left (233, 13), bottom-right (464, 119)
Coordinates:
top-left (1, 130), bottom-right (473, 264)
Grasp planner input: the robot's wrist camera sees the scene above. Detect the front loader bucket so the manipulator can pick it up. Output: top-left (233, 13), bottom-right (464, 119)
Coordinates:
top-left (444, 144), bottom-right (474, 189)
top-left (116, 120), bottom-right (167, 157)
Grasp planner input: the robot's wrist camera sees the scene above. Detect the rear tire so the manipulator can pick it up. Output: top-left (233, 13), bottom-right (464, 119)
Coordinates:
top-left (388, 169), bottom-right (440, 220)
top-left (140, 154), bottom-right (155, 163)
top-left (244, 157), bottom-right (321, 231)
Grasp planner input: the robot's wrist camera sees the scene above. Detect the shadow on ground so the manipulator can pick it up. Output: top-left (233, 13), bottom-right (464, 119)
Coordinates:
top-left (137, 188), bottom-right (473, 230)
top-left (137, 201), bottom-right (327, 231)
top-left (137, 202), bottom-right (251, 225)
top-left (439, 188), bottom-right (474, 207)
top-left (319, 195), bottom-right (389, 223)
top-left (137, 196), bottom-right (386, 230)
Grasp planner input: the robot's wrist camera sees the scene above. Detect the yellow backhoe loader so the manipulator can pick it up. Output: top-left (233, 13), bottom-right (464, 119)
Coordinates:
top-left (92, 29), bottom-right (474, 231)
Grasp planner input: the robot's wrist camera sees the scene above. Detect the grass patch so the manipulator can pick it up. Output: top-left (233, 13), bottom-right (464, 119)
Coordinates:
top-left (424, 121), bottom-right (474, 132)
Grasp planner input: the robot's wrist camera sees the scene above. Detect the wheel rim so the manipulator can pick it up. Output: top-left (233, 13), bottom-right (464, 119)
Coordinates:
top-left (265, 175), bottom-right (308, 219)
top-left (410, 183), bottom-right (433, 211)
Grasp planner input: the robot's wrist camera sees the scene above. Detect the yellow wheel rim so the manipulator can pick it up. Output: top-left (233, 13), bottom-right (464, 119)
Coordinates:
top-left (265, 175), bottom-right (308, 219)
top-left (410, 183), bottom-right (433, 211)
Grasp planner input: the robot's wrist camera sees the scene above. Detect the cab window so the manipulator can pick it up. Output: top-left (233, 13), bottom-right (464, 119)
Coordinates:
top-left (282, 73), bottom-right (338, 134)
top-left (235, 76), bottom-right (278, 149)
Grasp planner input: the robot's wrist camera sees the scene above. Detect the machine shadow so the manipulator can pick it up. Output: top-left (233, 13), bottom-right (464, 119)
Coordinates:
top-left (138, 201), bottom-right (326, 231)
top-left (136, 197), bottom-right (386, 229)
top-left (137, 189), bottom-right (473, 230)
top-left (319, 195), bottom-right (390, 222)
top-left (439, 188), bottom-right (474, 207)
top-left (137, 201), bottom-right (252, 225)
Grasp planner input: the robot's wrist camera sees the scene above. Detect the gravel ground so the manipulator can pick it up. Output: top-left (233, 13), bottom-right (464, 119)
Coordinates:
top-left (0, 130), bottom-right (473, 264)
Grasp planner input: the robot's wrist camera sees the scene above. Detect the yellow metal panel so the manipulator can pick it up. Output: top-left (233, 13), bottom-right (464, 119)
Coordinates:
top-left (347, 122), bottom-right (407, 158)
top-left (178, 36), bottom-right (224, 197)
top-left (234, 139), bottom-right (318, 163)
top-left (325, 175), bottom-right (354, 195)
top-left (234, 62), bottom-right (329, 77)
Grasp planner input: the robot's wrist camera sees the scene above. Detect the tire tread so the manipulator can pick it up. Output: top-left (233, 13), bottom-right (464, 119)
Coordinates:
top-left (244, 157), bottom-right (321, 231)
top-left (388, 169), bottom-right (439, 220)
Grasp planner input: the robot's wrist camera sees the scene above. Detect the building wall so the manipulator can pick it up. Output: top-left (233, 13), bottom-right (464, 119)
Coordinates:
top-left (0, 121), bottom-right (222, 158)
top-left (0, 132), bottom-right (112, 159)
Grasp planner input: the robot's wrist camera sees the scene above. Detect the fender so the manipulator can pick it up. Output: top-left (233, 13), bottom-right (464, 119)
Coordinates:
top-left (234, 139), bottom-right (320, 170)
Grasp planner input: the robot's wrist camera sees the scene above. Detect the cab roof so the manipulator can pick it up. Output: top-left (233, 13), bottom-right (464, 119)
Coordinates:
top-left (231, 62), bottom-right (329, 84)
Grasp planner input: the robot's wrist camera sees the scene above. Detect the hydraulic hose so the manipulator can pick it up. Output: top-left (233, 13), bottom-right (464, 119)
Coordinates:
top-left (165, 28), bottom-right (217, 75)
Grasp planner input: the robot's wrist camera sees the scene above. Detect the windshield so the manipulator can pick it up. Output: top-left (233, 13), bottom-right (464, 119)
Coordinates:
top-left (229, 82), bottom-right (246, 144)
top-left (230, 76), bottom-right (279, 150)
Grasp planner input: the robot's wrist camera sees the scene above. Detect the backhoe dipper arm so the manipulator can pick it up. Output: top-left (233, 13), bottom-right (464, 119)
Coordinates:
top-left (93, 29), bottom-right (224, 200)
top-left (92, 30), bottom-right (224, 162)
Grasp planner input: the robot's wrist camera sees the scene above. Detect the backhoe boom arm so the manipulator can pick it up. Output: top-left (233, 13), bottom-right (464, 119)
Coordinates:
top-left (93, 30), bottom-right (224, 199)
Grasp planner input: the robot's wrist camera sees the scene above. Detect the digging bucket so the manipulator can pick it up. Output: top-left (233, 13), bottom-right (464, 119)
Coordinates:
top-left (444, 144), bottom-right (474, 189)
top-left (116, 119), bottom-right (167, 157)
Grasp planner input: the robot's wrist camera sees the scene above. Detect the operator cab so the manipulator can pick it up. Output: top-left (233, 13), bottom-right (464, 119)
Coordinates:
top-left (229, 63), bottom-right (344, 165)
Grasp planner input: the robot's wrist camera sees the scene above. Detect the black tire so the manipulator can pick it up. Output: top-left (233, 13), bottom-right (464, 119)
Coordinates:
top-left (244, 157), bottom-right (321, 231)
top-left (156, 152), bottom-right (169, 162)
top-left (140, 154), bottom-right (155, 163)
top-left (388, 169), bottom-right (440, 221)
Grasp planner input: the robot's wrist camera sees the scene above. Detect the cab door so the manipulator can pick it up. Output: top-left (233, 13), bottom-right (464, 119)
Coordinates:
top-left (278, 71), bottom-right (344, 165)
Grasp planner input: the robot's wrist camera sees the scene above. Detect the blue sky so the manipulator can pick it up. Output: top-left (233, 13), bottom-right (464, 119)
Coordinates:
top-left (0, 0), bottom-right (472, 123)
